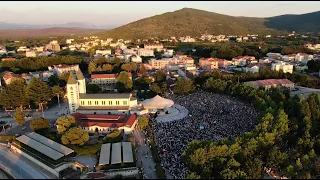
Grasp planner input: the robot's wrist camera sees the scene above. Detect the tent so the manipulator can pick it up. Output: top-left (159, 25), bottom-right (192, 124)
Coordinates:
top-left (140, 95), bottom-right (174, 109)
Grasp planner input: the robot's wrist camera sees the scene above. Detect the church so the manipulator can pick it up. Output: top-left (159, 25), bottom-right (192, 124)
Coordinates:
top-left (66, 69), bottom-right (138, 115)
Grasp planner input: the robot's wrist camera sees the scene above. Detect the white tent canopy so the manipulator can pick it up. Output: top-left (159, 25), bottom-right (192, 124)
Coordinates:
top-left (140, 95), bottom-right (174, 109)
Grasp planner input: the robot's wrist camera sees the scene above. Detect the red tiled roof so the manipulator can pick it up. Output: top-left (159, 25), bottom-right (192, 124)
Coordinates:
top-left (245, 79), bottom-right (294, 87)
top-left (145, 43), bottom-right (163, 46)
top-left (91, 74), bottom-right (117, 79)
top-left (3, 72), bottom-right (16, 80)
top-left (87, 172), bottom-right (107, 179)
top-left (71, 113), bottom-right (137, 128)
top-left (1, 58), bottom-right (16, 61)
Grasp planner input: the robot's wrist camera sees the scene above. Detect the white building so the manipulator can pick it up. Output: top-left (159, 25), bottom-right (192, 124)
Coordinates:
top-left (96, 49), bottom-right (112, 56)
top-left (66, 39), bottom-right (74, 44)
top-left (245, 64), bottom-right (260, 73)
top-left (266, 52), bottom-right (281, 58)
top-left (259, 57), bottom-right (272, 63)
top-left (17, 46), bottom-right (29, 52)
top-left (137, 48), bottom-right (154, 57)
top-left (271, 62), bottom-right (293, 74)
top-left (67, 70), bottom-right (137, 114)
top-left (41, 71), bottom-right (54, 82)
top-left (49, 64), bottom-right (80, 77)
top-left (144, 44), bottom-right (163, 51)
top-left (26, 50), bottom-right (37, 57)
top-left (130, 55), bottom-right (142, 63)
top-left (282, 55), bottom-right (295, 62)
top-left (295, 53), bottom-right (313, 64)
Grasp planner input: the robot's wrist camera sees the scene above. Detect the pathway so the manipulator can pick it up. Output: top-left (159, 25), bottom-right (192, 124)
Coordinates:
top-left (133, 126), bottom-right (157, 179)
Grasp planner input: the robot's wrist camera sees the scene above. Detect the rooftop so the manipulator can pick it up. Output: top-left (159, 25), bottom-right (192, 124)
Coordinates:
top-left (79, 93), bottom-right (131, 99)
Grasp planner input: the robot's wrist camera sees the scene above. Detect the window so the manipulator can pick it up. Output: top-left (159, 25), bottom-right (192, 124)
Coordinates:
top-left (123, 101), bottom-right (127, 105)
top-left (88, 101), bottom-right (92, 105)
top-left (70, 87), bottom-right (73, 91)
top-left (95, 101), bottom-right (98, 105)
top-left (102, 101), bottom-right (106, 105)
top-left (109, 101), bottom-right (112, 105)
top-left (116, 101), bottom-right (120, 105)
top-left (81, 101), bottom-right (85, 105)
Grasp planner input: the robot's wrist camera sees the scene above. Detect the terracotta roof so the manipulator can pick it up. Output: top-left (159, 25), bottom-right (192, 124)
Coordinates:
top-left (245, 79), bottom-right (294, 87)
top-left (3, 72), bottom-right (17, 80)
top-left (71, 113), bottom-right (136, 128)
top-left (91, 74), bottom-right (117, 79)
top-left (1, 58), bottom-right (16, 61)
top-left (145, 43), bottom-right (163, 46)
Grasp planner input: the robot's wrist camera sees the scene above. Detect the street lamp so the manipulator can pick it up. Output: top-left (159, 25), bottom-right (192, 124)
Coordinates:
top-left (55, 93), bottom-right (60, 107)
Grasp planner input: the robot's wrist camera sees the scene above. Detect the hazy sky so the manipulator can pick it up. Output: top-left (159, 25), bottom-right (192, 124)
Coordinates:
top-left (1, 1), bottom-right (319, 26)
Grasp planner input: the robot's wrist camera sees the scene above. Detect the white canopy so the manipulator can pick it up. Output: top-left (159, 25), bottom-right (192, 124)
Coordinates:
top-left (140, 95), bottom-right (174, 109)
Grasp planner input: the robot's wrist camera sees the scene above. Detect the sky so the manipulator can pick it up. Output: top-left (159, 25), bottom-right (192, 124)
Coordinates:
top-left (1, 1), bottom-right (320, 26)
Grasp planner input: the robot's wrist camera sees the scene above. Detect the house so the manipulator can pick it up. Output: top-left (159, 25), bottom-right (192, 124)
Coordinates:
top-left (137, 48), bottom-right (154, 57)
top-left (26, 50), bottom-right (37, 57)
top-left (173, 57), bottom-right (194, 65)
top-left (45, 41), bottom-right (60, 51)
top-left (29, 71), bottom-right (42, 79)
top-left (144, 43), bottom-right (163, 51)
top-left (34, 46), bottom-right (44, 52)
top-left (244, 63), bottom-right (260, 73)
top-left (232, 56), bottom-right (256, 66)
top-left (148, 58), bottom-right (172, 69)
top-left (67, 70), bottom-right (138, 114)
top-left (130, 55), bottom-right (142, 63)
top-left (0, 46), bottom-right (7, 55)
top-left (2, 72), bottom-right (21, 85)
top-left (218, 60), bottom-right (231, 69)
top-left (17, 46), bottom-right (29, 52)
top-left (41, 71), bottom-right (54, 82)
top-left (49, 64), bottom-right (80, 77)
top-left (199, 58), bottom-right (219, 70)
top-left (259, 57), bottom-right (272, 63)
top-left (271, 62), bottom-right (293, 74)
top-left (66, 39), bottom-right (74, 44)
top-left (244, 79), bottom-right (294, 90)
top-left (1, 58), bottom-right (16, 61)
top-left (266, 52), bottom-right (281, 58)
top-left (91, 74), bottom-right (118, 86)
top-left (295, 53), bottom-right (313, 64)
top-left (96, 49), bottom-right (112, 56)
top-left (282, 55), bottom-right (295, 62)
top-left (21, 73), bottom-right (33, 84)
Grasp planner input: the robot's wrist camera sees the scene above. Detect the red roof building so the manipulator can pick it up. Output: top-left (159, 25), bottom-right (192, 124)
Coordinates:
top-left (71, 113), bottom-right (137, 134)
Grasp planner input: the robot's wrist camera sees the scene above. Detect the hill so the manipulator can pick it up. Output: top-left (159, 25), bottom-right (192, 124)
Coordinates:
top-left (0, 27), bottom-right (104, 38)
top-left (265, 10), bottom-right (320, 32)
top-left (97, 8), bottom-right (320, 39)
top-left (96, 8), bottom-right (283, 39)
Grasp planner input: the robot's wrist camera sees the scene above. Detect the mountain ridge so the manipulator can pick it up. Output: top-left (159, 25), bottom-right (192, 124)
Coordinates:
top-left (96, 8), bottom-right (320, 39)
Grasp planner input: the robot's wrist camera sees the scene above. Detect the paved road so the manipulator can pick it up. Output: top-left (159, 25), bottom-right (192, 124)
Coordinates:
top-left (3, 101), bottom-right (69, 136)
top-left (291, 86), bottom-right (320, 98)
top-left (0, 146), bottom-right (47, 179)
top-left (133, 126), bottom-right (158, 179)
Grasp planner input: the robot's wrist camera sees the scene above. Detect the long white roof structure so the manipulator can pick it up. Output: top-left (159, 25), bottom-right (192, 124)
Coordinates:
top-left (25, 132), bottom-right (74, 156)
top-left (111, 142), bottom-right (122, 165)
top-left (16, 135), bottom-right (64, 160)
top-left (99, 143), bottom-right (111, 166)
top-left (122, 142), bottom-right (134, 163)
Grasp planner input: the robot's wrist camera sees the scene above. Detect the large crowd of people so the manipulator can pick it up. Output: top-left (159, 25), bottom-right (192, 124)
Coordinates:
top-left (152, 89), bottom-right (260, 179)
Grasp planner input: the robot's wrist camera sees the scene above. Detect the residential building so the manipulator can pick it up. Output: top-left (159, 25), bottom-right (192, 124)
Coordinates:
top-left (17, 46), bottom-right (29, 52)
top-left (34, 46), bottom-right (44, 52)
top-left (137, 48), bottom-right (154, 57)
top-left (244, 79), bottom-right (294, 90)
top-left (45, 41), bottom-right (60, 51)
top-left (282, 55), bottom-right (295, 62)
top-left (0, 46), bottom-right (7, 55)
top-left (49, 64), bottom-right (79, 77)
top-left (41, 71), bottom-right (54, 82)
top-left (199, 58), bottom-right (219, 70)
top-left (271, 62), bottom-right (293, 74)
top-left (294, 64), bottom-right (308, 72)
top-left (26, 50), bottom-right (37, 57)
top-left (259, 57), bottom-right (272, 63)
top-left (130, 55), bottom-right (142, 63)
top-left (91, 74), bottom-right (118, 86)
top-left (144, 43), bottom-right (163, 50)
top-left (232, 56), bottom-right (256, 66)
top-left (244, 63), bottom-right (260, 73)
top-left (266, 52), bottom-right (281, 58)
top-left (21, 73), bottom-right (33, 84)
top-left (148, 58), bottom-right (171, 69)
top-left (218, 60), bottom-right (231, 69)
top-left (295, 53), bottom-right (313, 64)
top-left (2, 72), bottom-right (21, 85)
top-left (96, 49), bottom-right (112, 56)
top-left (66, 39), bottom-right (74, 44)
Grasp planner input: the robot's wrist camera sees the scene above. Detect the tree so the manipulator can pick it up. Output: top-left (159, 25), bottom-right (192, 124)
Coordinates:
top-left (151, 83), bottom-right (162, 94)
top-left (48, 75), bottom-right (59, 86)
top-left (61, 127), bottom-right (89, 146)
top-left (186, 173), bottom-right (201, 179)
top-left (121, 63), bottom-right (132, 72)
top-left (0, 78), bottom-right (28, 109)
top-left (244, 157), bottom-right (263, 179)
top-left (173, 78), bottom-right (195, 95)
top-left (138, 115), bottom-right (149, 129)
top-left (139, 64), bottom-right (147, 74)
top-left (30, 117), bottom-right (49, 131)
top-left (14, 107), bottom-right (25, 126)
top-left (88, 61), bottom-right (96, 74)
top-left (26, 78), bottom-right (53, 110)
top-left (116, 71), bottom-right (133, 92)
top-left (59, 72), bottom-right (70, 83)
top-left (154, 71), bottom-right (166, 82)
top-left (102, 64), bottom-right (113, 72)
top-left (130, 62), bottom-right (137, 72)
top-left (86, 82), bottom-right (102, 94)
top-left (52, 85), bottom-right (65, 98)
top-left (56, 115), bottom-right (76, 134)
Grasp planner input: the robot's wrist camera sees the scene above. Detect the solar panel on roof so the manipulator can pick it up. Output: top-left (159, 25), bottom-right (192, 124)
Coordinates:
top-left (99, 143), bottom-right (111, 165)
top-left (122, 142), bottom-right (134, 163)
top-left (16, 135), bottom-right (64, 160)
top-left (111, 142), bottom-right (122, 165)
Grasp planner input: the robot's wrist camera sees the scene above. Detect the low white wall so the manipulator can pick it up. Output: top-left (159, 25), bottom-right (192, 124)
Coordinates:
top-left (10, 145), bottom-right (59, 177)
top-left (105, 167), bottom-right (138, 178)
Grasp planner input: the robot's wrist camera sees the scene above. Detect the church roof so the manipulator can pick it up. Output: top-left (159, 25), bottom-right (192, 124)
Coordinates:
top-left (79, 93), bottom-right (131, 99)
top-left (67, 72), bottom-right (77, 84)
top-left (76, 69), bottom-right (85, 80)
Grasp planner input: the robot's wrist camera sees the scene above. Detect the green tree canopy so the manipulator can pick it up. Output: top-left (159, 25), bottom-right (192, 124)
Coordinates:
top-left (86, 83), bottom-right (102, 94)
top-left (0, 78), bottom-right (28, 109)
top-left (26, 78), bottom-right (53, 109)
top-left (14, 107), bottom-right (25, 126)
top-left (61, 127), bottom-right (89, 146)
top-left (138, 115), bottom-right (149, 129)
top-left (116, 71), bottom-right (133, 92)
top-left (56, 115), bottom-right (76, 134)
top-left (173, 77), bottom-right (195, 95)
top-left (30, 117), bottom-right (49, 131)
